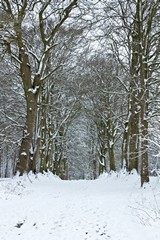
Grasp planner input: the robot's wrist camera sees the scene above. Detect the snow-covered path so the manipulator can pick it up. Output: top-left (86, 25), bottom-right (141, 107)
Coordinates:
top-left (0, 173), bottom-right (160, 240)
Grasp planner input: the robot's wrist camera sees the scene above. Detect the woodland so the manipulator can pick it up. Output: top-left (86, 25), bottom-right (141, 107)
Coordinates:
top-left (0, 0), bottom-right (160, 186)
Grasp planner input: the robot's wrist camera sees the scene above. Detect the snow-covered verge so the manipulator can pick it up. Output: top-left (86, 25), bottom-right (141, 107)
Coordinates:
top-left (0, 172), bottom-right (160, 240)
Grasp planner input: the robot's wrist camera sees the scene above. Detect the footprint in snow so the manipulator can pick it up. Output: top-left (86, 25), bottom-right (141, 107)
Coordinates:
top-left (15, 221), bottom-right (25, 228)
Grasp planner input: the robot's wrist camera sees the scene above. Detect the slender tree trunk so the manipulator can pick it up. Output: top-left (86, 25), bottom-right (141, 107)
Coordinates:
top-left (140, 119), bottom-right (149, 186)
top-left (98, 116), bottom-right (107, 174)
top-left (109, 145), bottom-right (116, 172)
top-left (106, 96), bottom-right (116, 172)
top-left (121, 121), bottom-right (129, 170)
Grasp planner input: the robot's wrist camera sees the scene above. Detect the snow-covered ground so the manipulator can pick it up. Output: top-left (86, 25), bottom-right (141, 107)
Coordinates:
top-left (0, 172), bottom-right (160, 240)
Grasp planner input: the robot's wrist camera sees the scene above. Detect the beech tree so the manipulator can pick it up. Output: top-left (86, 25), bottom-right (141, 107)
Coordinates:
top-left (38, 26), bottom-right (84, 177)
top-left (0, 0), bottom-right (78, 175)
top-left (0, 55), bottom-right (26, 177)
top-left (120, 0), bottom-right (160, 186)
top-left (0, 0), bottom-right (159, 183)
top-left (88, 55), bottom-right (126, 173)
top-left (99, 0), bottom-right (160, 186)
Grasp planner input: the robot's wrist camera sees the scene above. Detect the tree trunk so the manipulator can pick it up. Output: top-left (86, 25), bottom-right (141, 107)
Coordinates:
top-left (121, 121), bottom-right (129, 170)
top-left (109, 145), bottom-right (116, 172)
top-left (106, 96), bottom-right (116, 172)
top-left (17, 89), bottom-right (39, 175)
top-left (140, 119), bottom-right (149, 186)
top-left (16, 50), bottom-right (40, 175)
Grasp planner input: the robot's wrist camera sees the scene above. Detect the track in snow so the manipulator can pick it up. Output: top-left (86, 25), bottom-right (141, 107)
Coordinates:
top-left (0, 173), bottom-right (160, 240)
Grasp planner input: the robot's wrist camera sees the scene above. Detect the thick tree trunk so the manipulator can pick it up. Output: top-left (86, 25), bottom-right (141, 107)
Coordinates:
top-left (123, 2), bottom-right (140, 174)
top-left (138, 0), bottom-right (150, 186)
top-left (17, 90), bottom-right (39, 175)
top-left (140, 61), bottom-right (149, 186)
top-left (16, 50), bottom-right (40, 175)
top-left (128, 110), bottom-right (139, 172)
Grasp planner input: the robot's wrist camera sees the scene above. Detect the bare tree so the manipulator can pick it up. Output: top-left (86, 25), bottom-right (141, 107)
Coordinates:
top-left (0, 0), bottom-right (78, 175)
top-left (99, 0), bottom-right (160, 186)
top-left (0, 59), bottom-right (25, 177)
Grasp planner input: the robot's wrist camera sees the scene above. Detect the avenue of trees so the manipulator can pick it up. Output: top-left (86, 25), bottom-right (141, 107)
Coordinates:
top-left (0, 0), bottom-right (160, 186)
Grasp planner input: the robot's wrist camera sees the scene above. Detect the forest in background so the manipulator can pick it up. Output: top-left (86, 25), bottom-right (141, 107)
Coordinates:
top-left (0, 0), bottom-right (160, 186)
